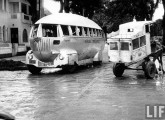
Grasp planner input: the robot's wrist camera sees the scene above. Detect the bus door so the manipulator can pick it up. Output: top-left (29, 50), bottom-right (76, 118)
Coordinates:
top-left (119, 40), bottom-right (132, 63)
top-left (108, 39), bottom-right (120, 62)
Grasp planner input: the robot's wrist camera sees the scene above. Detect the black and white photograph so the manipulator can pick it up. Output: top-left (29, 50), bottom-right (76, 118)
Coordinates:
top-left (0, 0), bottom-right (165, 119)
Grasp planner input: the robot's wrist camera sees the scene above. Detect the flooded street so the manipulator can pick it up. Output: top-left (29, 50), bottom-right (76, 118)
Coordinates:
top-left (0, 47), bottom-right (165, 120)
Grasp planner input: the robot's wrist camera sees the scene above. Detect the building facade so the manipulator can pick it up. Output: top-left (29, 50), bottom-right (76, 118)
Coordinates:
top-left (0, 0), bottom-right (32, 58)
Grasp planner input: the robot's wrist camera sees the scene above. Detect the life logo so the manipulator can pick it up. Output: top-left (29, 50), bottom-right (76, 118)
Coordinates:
top-left (145, 104), bottom-right (165, 119)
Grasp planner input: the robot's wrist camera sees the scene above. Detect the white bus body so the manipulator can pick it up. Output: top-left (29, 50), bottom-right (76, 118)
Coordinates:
top-left (26, 13), bottom-right (106, 74)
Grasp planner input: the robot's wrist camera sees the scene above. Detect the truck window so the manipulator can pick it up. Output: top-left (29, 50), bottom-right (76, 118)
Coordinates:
top-left (110, 42), bottom-right (118, 50)
top-left (145, 25), bottom-right (150, 33)
top-left (140, 36), bottom-right (146, 47)
top-left (121, 42), bottom-right (129, 50)
top-left (132, 38), bottom-right (139, 50)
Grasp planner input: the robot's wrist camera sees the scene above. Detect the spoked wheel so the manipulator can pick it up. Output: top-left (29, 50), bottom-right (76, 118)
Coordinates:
top-left (144, 61), bottom-right (156, 79)
top-left (62, 65), bottom-right (77, 73)
top-left (113, 63), bottom-right (125, 77)
top-left (27, 65), bottom-right (42, 74)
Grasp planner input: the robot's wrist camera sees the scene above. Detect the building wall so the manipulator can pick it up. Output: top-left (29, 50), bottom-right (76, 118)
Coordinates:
top-left (0, 0), bottom-right (32, 57)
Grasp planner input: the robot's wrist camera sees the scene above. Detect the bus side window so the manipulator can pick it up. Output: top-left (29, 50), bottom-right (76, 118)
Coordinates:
top-left (61, 25), bottom-right (69, 36)
top-left (96, 29), bottom-right (98, 37)
top-left (71, 26), bottom-right (76, 36)
top-left (84, 27), bottom-right (88, 36)
top-left (132, 38), bottom-right (140, 50)
top-left (93, 29), bottom-right (95, 37)
top-left (89, 28), bottom-right (93, 37)
top-left (77, 26), bottom-right (82, 36)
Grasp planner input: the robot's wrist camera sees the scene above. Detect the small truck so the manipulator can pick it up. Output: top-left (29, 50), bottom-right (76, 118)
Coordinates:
top-left (107, 19), bottom-right (164, 79)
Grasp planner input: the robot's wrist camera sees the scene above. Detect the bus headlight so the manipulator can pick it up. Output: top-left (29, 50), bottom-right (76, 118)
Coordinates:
top-left (28, 54), bottom-right (33, 60)
top-left (59, 54), bottom-right (64, 60)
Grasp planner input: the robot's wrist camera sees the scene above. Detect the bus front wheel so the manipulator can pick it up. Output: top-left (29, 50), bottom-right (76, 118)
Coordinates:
top-left (113, 63), bottom-right (125, 77)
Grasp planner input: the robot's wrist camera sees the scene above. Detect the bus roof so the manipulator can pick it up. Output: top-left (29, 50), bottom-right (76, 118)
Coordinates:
top-left (36, 13), bottom-right (102, 29)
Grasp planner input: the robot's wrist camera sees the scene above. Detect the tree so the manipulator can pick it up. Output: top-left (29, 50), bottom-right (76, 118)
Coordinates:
top-left (92, 0), bottom-right (162, 33)
top-left (162, 0), bottom-right (165, 47)
top-left (54, 0), bottom-right (103, 18)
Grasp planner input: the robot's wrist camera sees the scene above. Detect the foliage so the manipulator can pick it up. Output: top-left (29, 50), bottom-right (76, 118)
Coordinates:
top-left (92, 0), bottom-right (159, 33)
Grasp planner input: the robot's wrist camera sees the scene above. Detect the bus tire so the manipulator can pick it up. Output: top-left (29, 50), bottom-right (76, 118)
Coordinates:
top-left (144, 61), bottom-right (156, 79)
top-left (27, 65), bottom-right (42, 74)
top-left (62, 65), bottom-right (77, 73)
top-left (113, 63), bottom-right (125, 77)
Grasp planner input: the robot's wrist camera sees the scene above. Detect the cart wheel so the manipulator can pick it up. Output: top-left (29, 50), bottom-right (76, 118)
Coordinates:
top-left (144, 61), bottom-right (156, 79)
top-left (27, 65), bottom-right (42, 74)
top-left (113, 63), bottom-right (125, 77)
top-left (142, 61), bottom-right (147, 71)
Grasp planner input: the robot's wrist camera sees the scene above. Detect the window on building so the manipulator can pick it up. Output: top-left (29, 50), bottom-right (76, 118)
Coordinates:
top-left (71, 26), bottom-right (76, 36)
top-left (110, 42), bottom-right (118, 50)
top-left (42, 24), bottom-right (58, 37)
top-left (10, 2), bottom-right (19, 13)
top-left (22, 3), bottom-right (27, 14)
top-left (23, 29), bottom-right (28, 42)
top-left (0, 0), bottom-right (2, 10)
top-left (4, 0), bottom-right (6, 11)
top-left (61, 25), bottom-right (69, 36)
top-left (132, 38), bottom-right (139, 50)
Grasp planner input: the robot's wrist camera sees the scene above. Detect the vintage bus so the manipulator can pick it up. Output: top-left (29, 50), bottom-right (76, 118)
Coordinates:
top-left (26, 13), bottom-right (106, 74)
top-left (107, 20), bottom-right (163, 78)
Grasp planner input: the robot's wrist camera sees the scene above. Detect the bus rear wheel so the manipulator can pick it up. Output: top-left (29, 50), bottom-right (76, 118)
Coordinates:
top-left (27, 65), bottom-right (42, 74)
top-left (144, 61), bottom-right (156, 79)
top-left (62, 65), bottom-right (77, 73)
top-left (113, 63), bottom-right (125, 77)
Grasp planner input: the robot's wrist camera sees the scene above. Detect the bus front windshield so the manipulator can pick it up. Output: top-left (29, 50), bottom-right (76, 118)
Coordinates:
top-left (42, 24), bottom-right (58, 37)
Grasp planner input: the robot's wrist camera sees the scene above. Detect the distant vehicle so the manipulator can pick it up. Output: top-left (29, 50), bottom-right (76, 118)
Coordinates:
top-left (107, 19), bottom-right (163, 78)
top-left (26, 13), bottom-right (106, 74)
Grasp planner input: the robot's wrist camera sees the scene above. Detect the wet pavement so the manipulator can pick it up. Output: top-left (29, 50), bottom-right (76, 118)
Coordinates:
top-left (0, 45), bottom-right (165, 120)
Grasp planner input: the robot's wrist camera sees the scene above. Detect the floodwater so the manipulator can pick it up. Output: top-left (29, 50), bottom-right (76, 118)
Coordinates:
top-left (0, 46), bottom-right (165, 120)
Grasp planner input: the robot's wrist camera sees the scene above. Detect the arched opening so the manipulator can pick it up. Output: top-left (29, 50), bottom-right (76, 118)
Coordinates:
top-left (23, 29), bottom-right (28, 42)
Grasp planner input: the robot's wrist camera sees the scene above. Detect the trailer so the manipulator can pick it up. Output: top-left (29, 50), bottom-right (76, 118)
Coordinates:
top-left (107, 19), bottom-right (164, 79)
